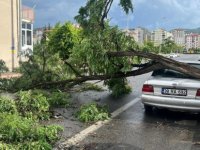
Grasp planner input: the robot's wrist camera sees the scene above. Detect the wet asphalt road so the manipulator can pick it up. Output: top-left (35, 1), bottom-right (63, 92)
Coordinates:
top-left (67, 54), bottom-right (200, 150)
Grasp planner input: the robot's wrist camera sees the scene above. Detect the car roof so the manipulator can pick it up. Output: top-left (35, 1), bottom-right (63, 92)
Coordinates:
top-left (178, 60), bottom-right (200, 64)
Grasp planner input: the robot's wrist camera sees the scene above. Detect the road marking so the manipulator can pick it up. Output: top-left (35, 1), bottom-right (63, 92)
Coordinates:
top-left (60, 97), bottom-right (140, 148)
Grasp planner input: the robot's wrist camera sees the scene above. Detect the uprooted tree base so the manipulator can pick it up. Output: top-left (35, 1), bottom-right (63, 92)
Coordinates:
top-left (27, 49), bottom-right (200, 90)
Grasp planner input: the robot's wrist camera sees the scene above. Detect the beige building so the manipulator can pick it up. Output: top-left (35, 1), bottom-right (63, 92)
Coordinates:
top-left (132, 27), bottom-right (151, 46)
top-left (0, 0), bottom-right (34, 71)
top-left (123, 27), bottom-right (151, 46)
top-left (171, 29), bottom-right (185, 47)
top-left (151, 28), bottom-right (165, 46)
top-left (151, 28), bottom-right (173, 46)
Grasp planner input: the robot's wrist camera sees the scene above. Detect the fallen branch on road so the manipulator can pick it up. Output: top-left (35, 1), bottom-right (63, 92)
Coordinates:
top-left (20, 50), bottom-right (200, 90)
top-left (28, 61), bottom-right (162, 89)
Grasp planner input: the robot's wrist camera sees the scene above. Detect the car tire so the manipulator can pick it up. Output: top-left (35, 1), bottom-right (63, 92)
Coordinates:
top-left (144, 104), bottom-right (153, 113)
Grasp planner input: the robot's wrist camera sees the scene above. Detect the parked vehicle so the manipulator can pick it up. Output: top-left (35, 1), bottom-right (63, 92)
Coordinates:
top-left (169, 53), bottom-right (179, 58)
top-left (141, 61), bottom-right (200, 112)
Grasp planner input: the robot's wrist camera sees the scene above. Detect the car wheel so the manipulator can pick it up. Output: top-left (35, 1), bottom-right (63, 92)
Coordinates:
top-left (144, 104), bottom-right (153, 113)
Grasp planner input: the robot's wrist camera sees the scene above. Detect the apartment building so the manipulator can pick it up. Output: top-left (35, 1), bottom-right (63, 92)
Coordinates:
top-left (151, 28), bottom-right (165, 46)
top-left (0, 0), bottom-right (34, 71)
top-left (123, 27), bottom-right (151, 45)
top-left (185, 33), bottom-right (200, 50)
top-left (151, 28), bottom-right (173, 46)
top-left (171, 29), bottom-right (185, 47)
top-left (132, 27), bottom-right (151, 45)
top-left (0, 0), bottom-right (20, 71)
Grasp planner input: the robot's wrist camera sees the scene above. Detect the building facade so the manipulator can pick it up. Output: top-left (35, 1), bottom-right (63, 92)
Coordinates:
top-left (171, 29), bottom-right (185, 47)
top-left (151, 28), bottom-right (165, 46)
top-left (133, 27), bottom-right (151, 45)
top-left (0, 0), bottom-right (21, 71)
top-left (123, 27), bottom-right (151, 46)
top-left (185, 33), bottom-right (200, 50)
top-left (0, 0), bottom-right (34, 71)
top-left (151, 28), bottom-right (173, 46)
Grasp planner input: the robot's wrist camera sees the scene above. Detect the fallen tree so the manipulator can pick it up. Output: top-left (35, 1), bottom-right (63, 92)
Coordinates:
top-left (29, 49), bottom-right (200, 89)
top-left (3, 0), bottom-right (200, 94)
top-left (108, 49), bottom-right (200, 78)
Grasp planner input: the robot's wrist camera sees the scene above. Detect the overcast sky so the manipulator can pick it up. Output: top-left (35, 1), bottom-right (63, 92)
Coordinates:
top-left (22, 0), bottom-right (200, 30)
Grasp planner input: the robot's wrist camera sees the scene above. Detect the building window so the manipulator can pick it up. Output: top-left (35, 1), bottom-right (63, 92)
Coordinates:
top-left (27, 23), bottom-right (32, 30)
top-left (27, 31), bottom-right (32, 45)
top-left (22, 21), bottom-right (32, 46)
top-left (22, 30), bottom-right (25, 46)
top-left (22, 22), bottom-right (26, 29)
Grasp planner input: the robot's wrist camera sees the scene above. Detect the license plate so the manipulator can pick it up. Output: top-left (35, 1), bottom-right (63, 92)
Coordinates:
top-left (161, 88), bottom-right (187, 96)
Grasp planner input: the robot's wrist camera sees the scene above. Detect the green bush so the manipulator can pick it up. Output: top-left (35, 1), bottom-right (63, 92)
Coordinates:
top-left (0, 142), bottom-right (16, 150)
top-left (0, 140), bottom-right (52, 150)
top-left (48, 90), bottom-right (71, 108)
top-left (0, 91), bottom-right (64, 149)
top-left (105, 78), bottom-right (132, 98)
top-left (16, 90), bottom-right (50, 120)
top-left (0, 113), bottom-right (63, 149)
top-left (76, 103), bottom-right (110, 122)
top-left (0, 96), bottom-right (17, 114)
top-left (32, 89), bottom-right (71, 108)
top-left (0, 78), bottom-right (16, 91)
top-left (0, 113), bottom-right (38, 143)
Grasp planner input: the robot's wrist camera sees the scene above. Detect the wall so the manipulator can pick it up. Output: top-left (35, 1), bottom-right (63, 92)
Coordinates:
top-left (0, 0), bottom-right (20, 71)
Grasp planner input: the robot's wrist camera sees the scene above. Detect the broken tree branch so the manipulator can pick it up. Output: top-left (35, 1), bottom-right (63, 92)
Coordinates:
top-left (21, 49), bottom-right (200, 90)
top-left (27, 61), bottom-right (162, 89)
top-left (108, 49), bottom-right (200, 79)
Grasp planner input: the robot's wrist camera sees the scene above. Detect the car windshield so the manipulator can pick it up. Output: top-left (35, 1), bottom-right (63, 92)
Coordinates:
top-left (152, 63), bottom-right (200, 79)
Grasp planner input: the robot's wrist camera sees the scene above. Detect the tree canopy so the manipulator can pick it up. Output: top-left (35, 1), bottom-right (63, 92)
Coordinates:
top-left (2, 0), bottom-right (200, 96)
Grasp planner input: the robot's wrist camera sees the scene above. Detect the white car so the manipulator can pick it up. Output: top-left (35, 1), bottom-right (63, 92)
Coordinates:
top-left (169, 53), bottom-right (179, 58)
top-left (141, 61), bottom-right (200, 112)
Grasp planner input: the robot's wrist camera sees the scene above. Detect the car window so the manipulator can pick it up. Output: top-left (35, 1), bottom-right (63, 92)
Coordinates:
top-left (152, 63), bottom-right (200, 79)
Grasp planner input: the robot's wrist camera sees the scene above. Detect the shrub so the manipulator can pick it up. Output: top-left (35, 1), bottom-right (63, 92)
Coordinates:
top-left (48, 90), bottom-right (71, 108)
top-left (0, 142), bottom-right (16, 150)
top-left (36, 124), bottom-right (63, 143)
top-left (32, 89), bottom-right (71, 108)
top-left (16, 90), bottom-right (50, 120)
top-left (105, 78), bottom-right (132, 98)
top-left (0, 113), bottom-right (38, 143)
top-left (0, 96), bottom-right (17, 114)
top-left (76, 103), bottom-right (110, 122)
top-left (0, 78), bottom-right (16, 91)
top-left (0, 113), bottom-right (63, 149)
